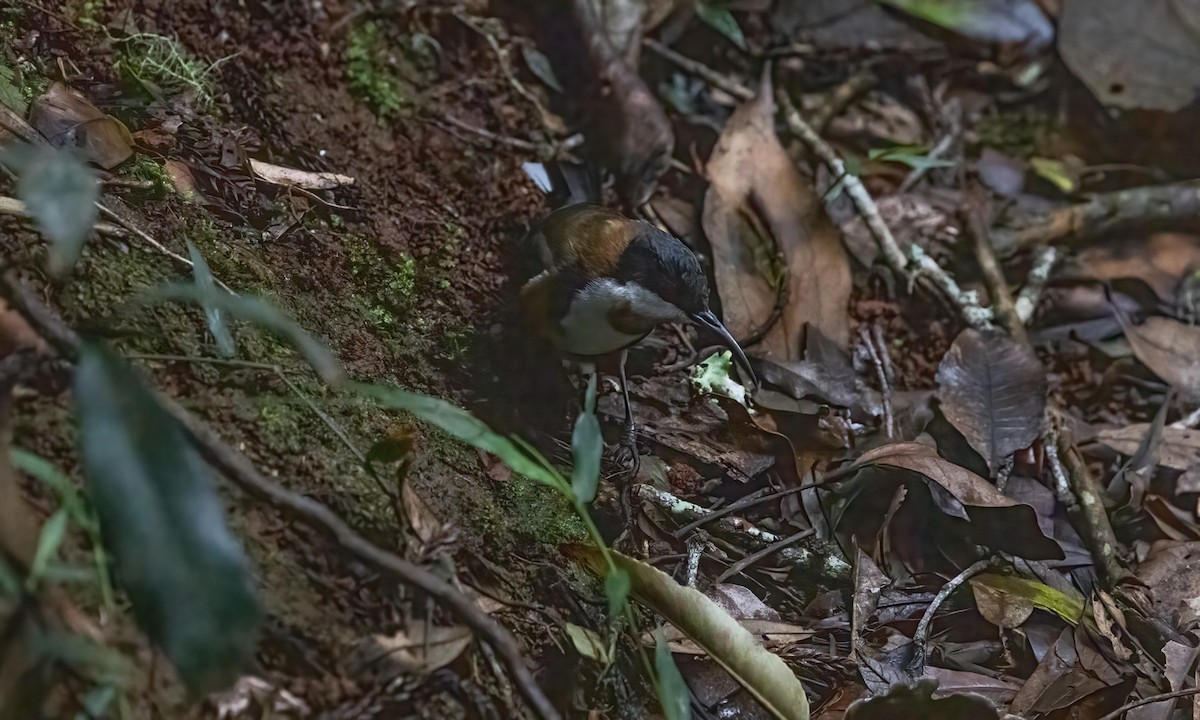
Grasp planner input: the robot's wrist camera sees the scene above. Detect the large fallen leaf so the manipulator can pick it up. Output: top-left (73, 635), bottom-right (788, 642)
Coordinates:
top-left (1072, 233), bottom-right (1200, 302)
top-left (853, 443), bottom-right (1063, 560)
top-left (1060, 0), bottom-right (1200, 111)
top-left (74, 342), bottom-right (260, 694)
top-left (28, 82), bottom-right (133, 169)
top-left (703, 73), bottom-right (851, 357)
top-left (350, 624), bottom-right (473, 679)
top-left (935, 329), bottom-right (1047, 472)
top-left (1098, 424), bottom-right (1200, 471)
top-left (567, 545), bottom-right (810, 720)
top-left (1119, 315), bottom-right (1200, 400)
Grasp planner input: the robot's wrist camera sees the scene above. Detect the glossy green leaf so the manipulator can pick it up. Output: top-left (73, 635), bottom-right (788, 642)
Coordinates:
top-left (571, 373), bottom-right (602, 503)
top-left (186, 241), bottom-right (235, 357)
top-left (572, 545), bottom-right (809, 720)
top-left (605, 566), bottom-right (631, 620)
top-left (145, 283), bottom-right (344, 385)
top-left (354, 383), bottom-right (567, 493)
top-left (656, 630), bottom-right (691, 720)
top-left (0, 144), bottom-right (98, 276)
top-left (696, 2), bottom-right (747, 49)
top-left (28, 509), bottom-right (69, 585)
top-left (74, 342), bottom-right (260, 694)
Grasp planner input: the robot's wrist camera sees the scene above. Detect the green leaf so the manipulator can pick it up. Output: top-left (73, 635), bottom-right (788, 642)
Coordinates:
top-left (867, 145), bottom-right (955, 172)
top-left (696, 2), bottom-right (747, 49)
top-left (570, 545), bottom-right (810, 720)
top-left (28, 509), bottom-right (69, 586)
top-left (0, 62), bottom-right (27, 114)
top-left (1030, 156), bottom-right (1077, 193)
top-left (0, 144), bottom-right (98, 276)
top-left (354, 383), bottom-right (567, 493)
top-left (879, 0), bottom-right (1052, 46)
top-left (655, 630), bottom-right (691, 720)
top-left (144, 283), bottom-right (344, 385)
top-left (969, 572), bottom-right (1086, 624)
top-left (521, 44), bottom-right (562, 93)
top-left (571, 373), bottom-right (602, 503)
top-left (74, 342), bottom-right (261, 694)
top-left (186, 241), bottom-right (235, 357)
top-left (605, 566), bottom-right (631, 620)
top-left (565, 622), bottom-right (612, 664)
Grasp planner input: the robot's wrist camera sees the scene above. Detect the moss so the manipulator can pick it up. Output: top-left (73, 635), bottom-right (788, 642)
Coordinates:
top-left (114, 33), bottom-right (224, 107)
top-left (344, 21), bottom-right (439, 119)
top-left (977, 106), bottom-right (1055, 159)
top-left (63, 0), bottom-right (103, 30)
top-left (121, 156), bottom-right (173, 197)
top-left (341, 234), bottom-right (417, 330)
top-left (499, 473), bottom-right (587, 545)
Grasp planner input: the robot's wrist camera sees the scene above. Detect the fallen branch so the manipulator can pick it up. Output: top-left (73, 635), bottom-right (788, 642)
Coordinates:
top-left (1046, 420), bottom-right (1126, 585)
top-left (0, 272), bottom-right (561, 720)
top-left (912, 558), bottom-right (992, 668)
top-left (1007, 184), bottom-right (1200, 252)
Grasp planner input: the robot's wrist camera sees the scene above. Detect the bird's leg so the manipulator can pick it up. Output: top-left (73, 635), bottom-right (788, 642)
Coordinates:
top-left (613, 349), bottom-right (639, 471)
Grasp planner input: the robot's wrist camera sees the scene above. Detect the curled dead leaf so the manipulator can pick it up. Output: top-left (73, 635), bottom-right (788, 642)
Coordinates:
top-left (29, 82), bottom-right (133, 170)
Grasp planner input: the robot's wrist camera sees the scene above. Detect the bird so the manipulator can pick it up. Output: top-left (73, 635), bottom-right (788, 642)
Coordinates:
top-left (520, 161), bottom-right (756, 463)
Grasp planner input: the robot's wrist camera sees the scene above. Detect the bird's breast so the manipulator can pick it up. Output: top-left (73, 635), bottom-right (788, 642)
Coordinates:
top-left (557, 279), bottom-right (682, 357)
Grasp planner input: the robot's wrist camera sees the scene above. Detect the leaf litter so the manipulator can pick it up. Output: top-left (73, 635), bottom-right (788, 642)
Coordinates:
top-left (9, 0), bottom-right (1200, 717)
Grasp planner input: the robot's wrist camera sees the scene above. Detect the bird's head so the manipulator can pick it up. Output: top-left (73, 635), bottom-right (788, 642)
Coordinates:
top-left (614, 228), bottom-right (757, 385)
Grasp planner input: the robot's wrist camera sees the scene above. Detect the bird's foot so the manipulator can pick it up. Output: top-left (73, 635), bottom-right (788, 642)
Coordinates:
top-left (611, 422), bottom-right (639, 473)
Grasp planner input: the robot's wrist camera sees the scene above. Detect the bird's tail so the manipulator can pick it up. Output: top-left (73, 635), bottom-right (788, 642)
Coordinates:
top-left (523, 159), bottom-right (603, 207)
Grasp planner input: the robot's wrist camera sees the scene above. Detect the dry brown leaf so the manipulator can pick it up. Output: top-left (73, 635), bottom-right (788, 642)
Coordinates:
top-left (703, 73), bottom-right (851, 358)
top-left (29, 82), bottom-right (133, 169)
top-left (854, 442), bottom-right (1063, 560)
top-left (1099, 424), bottom-right (1200, 471)
top-left (1073, 233), bottom-right (1200, 301)
top-left (936, 329), bottom-right (1047, 472)
top-left (349, 623), bottom-right (473, 680)
top-left (970, 578), bottom-right (1034, 629)
top-left (1121, 316), bottom-right (1200, 400)
top-left (1138, 541), bottom-right (1200, 631)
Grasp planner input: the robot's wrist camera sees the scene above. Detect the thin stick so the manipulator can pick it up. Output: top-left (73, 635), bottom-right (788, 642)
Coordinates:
top-left (859, 327), bottom-right (894, 438)
top-left (1015, 245), bottom-right (1058, 324)
top-left (913, 558), bottom-right (992, 667)
top-left (0, 274), bottom-right (562, 720)
top-left (965, 193), bottom-right (1028, 345)
top-left (94, 202), bottom-right (236, 295)
top-left (715, 528), bottom-right (815, 583)
top-left (1096, 687), bottom-right (1200, 720)
top-left (776, 92), bottom-right (994, 331)
top-left (643, 39), bottom-right (754, 101)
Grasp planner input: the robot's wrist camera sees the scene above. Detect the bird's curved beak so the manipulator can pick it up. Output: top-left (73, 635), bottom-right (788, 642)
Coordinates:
top-left (690, 310), bottom-right (758, 387)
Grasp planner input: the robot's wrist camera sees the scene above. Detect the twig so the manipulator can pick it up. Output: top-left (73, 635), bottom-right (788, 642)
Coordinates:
top-left (965, 192), bottom-right (1028, 345)
top-left (859, 326), bottom-right (894, 438)
top-left (1007, 184), bottom-right (1200, 252)
top-left (453, 12), bottom-right (558, 130)
top-left (809, 69), bottom-right (878, 132)
top-left (434, 115), bottom-right (583, 159)
top-left (94, 202), bottom-right (236, 295)
top-left (0, 274), bottom-right (561, 720)
top-left (715, 529), bottom-right (815, 583)
top-left (871, 323), bottom-right (895, 385)
top-left (1096, 687), bottom-right (1200, 720)
top-left (0, 196), bottom-right (126, 237)
top-left (683, 532), bottom-right (706, 588)
top-left (913, 558), bottom-right (991, 667)
top-left (643, 39), bottom-right (754, 102)
top-left (1047, 420), bottom-right (1125, 585)
top-left (1014, 245), bottom-right (1058, 324)
top-left (776, 92), bottom-right (993, 331)
top-left (896, 130), bottom-right (955, 194)
top-left (638, 485), bottom-right (849, 577)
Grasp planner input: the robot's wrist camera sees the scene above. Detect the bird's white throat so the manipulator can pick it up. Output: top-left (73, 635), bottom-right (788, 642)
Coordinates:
top-left (559, 278), bottom-right (685, 356)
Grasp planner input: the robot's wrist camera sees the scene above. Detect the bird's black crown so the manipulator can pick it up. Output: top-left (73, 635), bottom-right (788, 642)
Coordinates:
top-left (614, 226), bottom-right (710, 315)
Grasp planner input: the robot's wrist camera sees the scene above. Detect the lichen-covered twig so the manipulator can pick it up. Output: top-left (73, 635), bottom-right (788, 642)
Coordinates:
top-left (965, 196), bottom-right (1028, 344)
top-left (913, 558), bottom-right (992, 667)
top-left (1014, 245), bottom-right (1058, 324)
top-left (1007, 184), bottom-right (1200, 252)
top-left (1046, 420), bottom-right (1125, 585)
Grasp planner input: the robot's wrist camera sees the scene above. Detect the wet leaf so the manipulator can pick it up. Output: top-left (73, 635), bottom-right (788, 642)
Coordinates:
top-left (853, 443), bottom-right (1062, 559)
top-left (571, 372), bottom-right (602, 503)
top-left (355, 384), bottom-right (566, 493)
top-left (703, 73), bottom-right (851, 357)
top-left (655, 630), bottom-right (691, 720)
top-left (1060, 0), bottom-right (1200, 111)
top-left (1098, 424), bottom-right (1200, 471)
top-left (0, 144), bottom-right (98, 276)
top-left (145, 284), bottom-right (344, 386)
top-left (74, 342), bottom-right (260, 694)
top-left (1120, 316), bottom-right (1200, 400)
top-left (186, 242), bottom-right (235, 358)
top-left (935, 329), bottom-right (1047, 472)
top-left (969, 573), bottom-right (1085, 624)
top-left (566, 623), bottom-right (611, 664)
top-left (880, 0), bottom-right (1052, 47)
top-left (521, 44), bottom-right (563, 92)
top-left (28, 509), bottom-right (69, 585)
top-left (569, 544), bottom-right (810, 720)
top-left (695, 1), bottom-right (747, 49)
top-left (28, 82), bottom-right (134, 169)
